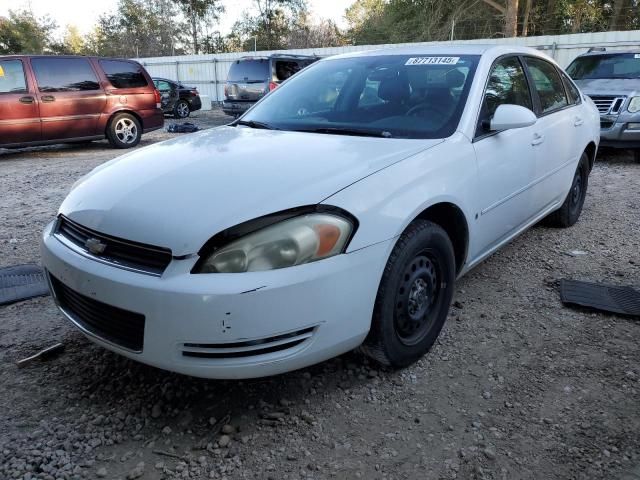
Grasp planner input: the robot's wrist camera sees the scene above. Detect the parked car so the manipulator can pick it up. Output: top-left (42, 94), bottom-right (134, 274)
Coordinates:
top-left (566, 48), bottom-right (640, 162)
top-left (152, 77), bottom-right (202, 118)
top-left (0, 55), bottom-right (163, 149)
top-left (222, 54), bottom-right (319, 117)
top-left (42, 45), bottom-right (599, 379)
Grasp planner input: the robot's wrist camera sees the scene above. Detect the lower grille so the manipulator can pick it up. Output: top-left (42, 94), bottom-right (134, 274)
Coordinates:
top-left (600, 120), bottom-right (614, 129)
top-left (182, 327), bottom-right (315, 359)
top-left (50, 275), bottom-right (145, 352)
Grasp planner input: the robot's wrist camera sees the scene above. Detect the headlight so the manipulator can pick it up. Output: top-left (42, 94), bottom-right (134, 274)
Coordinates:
top-left (628, 96), bottom-right (640, 113)
top-left (194, 213), bottom-right (354, 273)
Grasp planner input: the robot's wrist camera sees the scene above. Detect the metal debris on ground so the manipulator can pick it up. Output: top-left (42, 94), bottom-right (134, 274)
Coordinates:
top-left (16, 343), bottom-right (65, 368)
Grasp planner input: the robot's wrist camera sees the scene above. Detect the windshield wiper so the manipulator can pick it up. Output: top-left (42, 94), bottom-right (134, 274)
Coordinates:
top-left (294, 126), bottom-right (393, 138)
top-left (235, 120), bottom-right (278, 130)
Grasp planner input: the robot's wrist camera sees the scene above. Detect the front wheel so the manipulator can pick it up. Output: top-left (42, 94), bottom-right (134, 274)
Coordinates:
top-left (361, 220), bottom-right (456, 368)
top-left (106, 113), bottom-right (141, 149)
top-left (544, 151), bottom-right (589, 228)
top-left (174, 100), bottom-right (190, 119)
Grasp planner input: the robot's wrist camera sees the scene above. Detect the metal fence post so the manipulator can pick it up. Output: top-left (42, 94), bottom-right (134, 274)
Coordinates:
top-left (213, 59), bottom-right (219, 104)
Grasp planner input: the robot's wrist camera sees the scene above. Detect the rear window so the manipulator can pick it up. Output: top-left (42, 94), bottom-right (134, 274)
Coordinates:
top-left (0, 60), bottom-right (27, 94)
top-left (100, 60), bottom-right (148, 88)
top-left (31, 57), bottom-right (100, 92)
top-left (227, 60), bottom-right (269, 82)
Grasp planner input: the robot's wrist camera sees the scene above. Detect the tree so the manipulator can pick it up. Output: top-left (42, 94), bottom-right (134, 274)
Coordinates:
top-left (480, 0), bottom-right (519, 36)
top-left (176, 0), bottom-right (224, 54)
top-left (286, 13), bottom-right (347, 48)
top-left (0, 10), bottom-right (57, 54)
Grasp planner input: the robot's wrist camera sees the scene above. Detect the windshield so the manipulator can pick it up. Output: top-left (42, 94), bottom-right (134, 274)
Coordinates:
top-left (241, 54), bottom-right (479, 139)
top-left (566, 53), bottom-right (640, 80)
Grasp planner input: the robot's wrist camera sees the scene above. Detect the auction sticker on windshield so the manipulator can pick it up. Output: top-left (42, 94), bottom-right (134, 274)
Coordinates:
top-left (405, 57), bottom-right (460, 66)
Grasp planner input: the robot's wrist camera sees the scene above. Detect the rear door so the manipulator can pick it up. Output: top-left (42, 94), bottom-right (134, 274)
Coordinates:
top-left (154, 79), bottom-right (176, 110)
top-left (30, 57), bottom-right (106, 140)
top-left (225, 59), bottom-right (269, 102)
top-left (522, 56), bottom-right (576, 212)
top-left (0, 58), bottom-right (41, 145)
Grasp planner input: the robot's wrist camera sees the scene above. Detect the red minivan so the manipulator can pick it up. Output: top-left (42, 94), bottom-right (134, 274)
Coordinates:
top-left (0, 55), bottom-right (164, 149)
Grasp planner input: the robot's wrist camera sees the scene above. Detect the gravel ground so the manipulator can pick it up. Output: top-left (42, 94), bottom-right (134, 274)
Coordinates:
top-left (1, 110), bottom-right (639, 480)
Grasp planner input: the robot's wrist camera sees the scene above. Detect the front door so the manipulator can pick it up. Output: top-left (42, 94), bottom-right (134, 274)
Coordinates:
top-left (30, 57), bottom-right (106, 141)
top-left (154, 79), bottom-right (176, 111)
top-left (470, 55), bottom-right (538, 260)
top-left (0, 58), bottom-right (41, 146)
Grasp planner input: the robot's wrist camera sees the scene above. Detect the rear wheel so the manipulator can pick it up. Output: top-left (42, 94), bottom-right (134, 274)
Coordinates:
top-left (634, 150), bottom-right (640, 163)
top-left (361, 220), bottom-right (455, 368)
top-left (544, 151), bottom-right (589, 228)
top-left (174, 100), bottom-right (190, 119)
top-left (106, 113), bottom-right (141, 149)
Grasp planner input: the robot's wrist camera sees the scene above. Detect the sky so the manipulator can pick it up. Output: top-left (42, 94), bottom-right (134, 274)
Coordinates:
top-left (0, 0), bottom-right (355, 35)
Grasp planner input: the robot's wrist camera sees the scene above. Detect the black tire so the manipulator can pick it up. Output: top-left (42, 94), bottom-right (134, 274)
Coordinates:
top-left (634, 150), bottom-right (640, 163)
top-left (106, 113), bottom-right (141, 149)
top-left (361, 220), bottom-right (456, 368)
top-left (544, 151), bottom-right (589, 228)
top-left (174, 100), bottom-right (190, 119)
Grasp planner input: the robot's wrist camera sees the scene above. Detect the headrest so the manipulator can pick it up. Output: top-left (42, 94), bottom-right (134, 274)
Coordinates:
top-left (446, 69), bottom-right (466, 88)
top-left (378, 73), bottom-right (410, 102)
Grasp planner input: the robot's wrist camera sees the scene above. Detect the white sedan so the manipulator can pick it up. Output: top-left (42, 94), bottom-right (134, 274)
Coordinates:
top-left (41, 45), bottom-right (600, 379)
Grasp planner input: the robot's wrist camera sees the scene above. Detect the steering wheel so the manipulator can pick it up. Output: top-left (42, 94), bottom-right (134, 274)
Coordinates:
top-left (405, 102), bottom-right (448, 118)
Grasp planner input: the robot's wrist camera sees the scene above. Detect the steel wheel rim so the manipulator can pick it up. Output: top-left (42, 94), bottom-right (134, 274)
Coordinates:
top-left (394, 252), bottom-right (442, 346)
top-left (114, 118), bottom-right (137, 144)
top-left (177, 102), bottom-right (189, 117)
top-left (569, 168), bottom-right (584, 214)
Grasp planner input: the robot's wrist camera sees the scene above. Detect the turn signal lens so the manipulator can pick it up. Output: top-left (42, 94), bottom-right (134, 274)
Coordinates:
top-left (269, 82), bottom-right (279, 91)
top-left (196, 214), bottom-right (353, 273)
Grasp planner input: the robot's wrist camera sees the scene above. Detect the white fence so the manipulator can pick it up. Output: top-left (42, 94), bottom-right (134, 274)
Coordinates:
top-left (134, 30), bottom-right (640, 105)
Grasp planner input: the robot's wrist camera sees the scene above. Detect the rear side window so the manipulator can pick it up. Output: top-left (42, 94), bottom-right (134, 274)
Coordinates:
top-left (525, 57), bottom-right (568, 114)
top-left (155, 80), bottom-right (172, 91)
top-left (227, 60), bottom-right (269, 82)
top-left (31, 58), bottom-right (100, 92)
top-left (100, 60), bottom-right (148, 88)
top-left (561, 71), bottom-right (581, 105)
top-left (0, 60), bottom-right (27, 93)
top-left (274, 60), bottom-right (303, 81)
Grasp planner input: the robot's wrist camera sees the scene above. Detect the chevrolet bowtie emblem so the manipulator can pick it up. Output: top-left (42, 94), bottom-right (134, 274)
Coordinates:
top-left (85, 237), bottom-right (107, 255)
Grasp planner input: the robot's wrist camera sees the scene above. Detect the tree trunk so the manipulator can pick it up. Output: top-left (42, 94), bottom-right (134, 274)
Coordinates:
top-left (544, 0), bottom-right (557, 34)
top-left (521, 0), bottom-right (532, 36)
top-left (505, 0), bottom-right (519, 37)
top-left (191, 13), bottom-right (198, 54)
top-left (609, 0), bottom-right (627, 31)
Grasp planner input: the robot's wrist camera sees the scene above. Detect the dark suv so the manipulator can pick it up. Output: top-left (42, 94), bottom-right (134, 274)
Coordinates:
top-left (152, 77), bottom-right (202, 118)
top-left (0, 55), bottom-right (163, 149)
top-left (222, 54), bottom-right (319, 117)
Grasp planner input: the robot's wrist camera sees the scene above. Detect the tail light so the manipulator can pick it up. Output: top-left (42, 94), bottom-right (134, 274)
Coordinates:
top-left (153, 89), bottom-right (161, 109)
top-left (269, 82), bottom-right (279, 91)
top-left (191, 89), bottom-right (198, 96)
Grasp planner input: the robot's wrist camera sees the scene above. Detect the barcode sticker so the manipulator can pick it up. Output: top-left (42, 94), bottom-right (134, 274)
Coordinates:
top-left (405, 57), bottom-right (460, 66)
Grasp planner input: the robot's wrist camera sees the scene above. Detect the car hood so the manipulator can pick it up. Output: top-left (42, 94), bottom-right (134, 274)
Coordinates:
top-left (60, 126), bottom-right (441, 256)
top-left (574, 78), bottom-right (639, 97)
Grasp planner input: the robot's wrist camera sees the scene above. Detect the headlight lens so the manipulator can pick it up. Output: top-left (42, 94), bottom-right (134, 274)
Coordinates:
top-left (196, 213), bottom-right (354, 273)
top-left (628, 96), bottom-right (640, 113)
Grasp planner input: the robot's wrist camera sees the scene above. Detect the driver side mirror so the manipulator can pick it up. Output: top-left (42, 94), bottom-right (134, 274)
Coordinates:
top-left (489, 104), bottom-right (537, 131)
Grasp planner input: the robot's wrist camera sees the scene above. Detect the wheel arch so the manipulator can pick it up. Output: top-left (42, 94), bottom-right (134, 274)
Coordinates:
top-left (106, 109), bottom-right (144, 134)
top-left (584, 141), bottom-right (597, 171)
top-left (410, 202), bottom-right (469, 276)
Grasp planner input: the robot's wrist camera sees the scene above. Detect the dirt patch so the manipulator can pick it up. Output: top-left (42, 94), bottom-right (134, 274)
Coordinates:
top-left (1, 122), bottom-right (639, 479)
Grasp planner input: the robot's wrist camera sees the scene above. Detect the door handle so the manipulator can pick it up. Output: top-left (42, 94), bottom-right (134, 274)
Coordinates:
top-left (41, 95), bottom-right (56, 103)
top-left (19, 96), bottom-right (34, 104)
top-left (574, 117), bottom-right (584, 126)
top-left (531, 133), bottom-right (545, 146)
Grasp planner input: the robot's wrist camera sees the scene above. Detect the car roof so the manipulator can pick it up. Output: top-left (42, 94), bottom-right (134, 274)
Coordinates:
top-left (576, 50), bottom-right (640, 58)
top-left (328, 44), bottom-right (545, 60)
top-left (236, 54), bottom-right (319, 62)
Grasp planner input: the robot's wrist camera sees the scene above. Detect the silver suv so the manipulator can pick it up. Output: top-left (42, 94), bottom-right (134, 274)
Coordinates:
top-left (567, 49), bottom-right (640, 162)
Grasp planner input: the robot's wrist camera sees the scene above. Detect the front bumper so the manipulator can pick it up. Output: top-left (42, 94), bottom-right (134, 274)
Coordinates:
top-left (41, 220), bottom-right (391, 379)
top-left (600, 119), bottom-right (640, 149)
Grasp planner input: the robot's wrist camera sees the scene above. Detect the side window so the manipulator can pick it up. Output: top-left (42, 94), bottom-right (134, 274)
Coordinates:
top-left (524, 57), bottom-right (568, 114)
top-left (0, 60), bottom-right (27, 94)
top-left (99, 60), bottom-right (148, 89)
top-left (156, 80), bottom-right (172, 91)
top-left (274, 60), bottom-right (302, 82)
top-left (561, 71), bottom-right (581, 105)
top-left (31, 58), bottom-right (100, 92)
top-left (477, 56), bottom-right (532, 135)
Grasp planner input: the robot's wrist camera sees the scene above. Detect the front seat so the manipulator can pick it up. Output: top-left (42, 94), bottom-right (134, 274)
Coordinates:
top-left (377, 72), bottom-right (411, 115)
